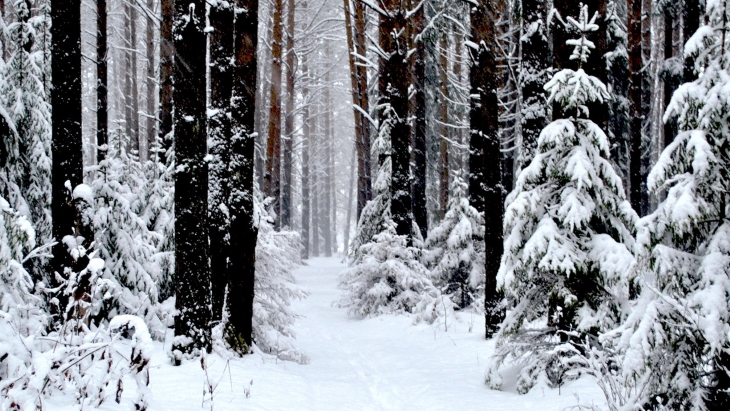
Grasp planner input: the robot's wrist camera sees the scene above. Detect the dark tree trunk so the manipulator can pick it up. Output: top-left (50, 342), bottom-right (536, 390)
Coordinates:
top-left (355, 0), bottom-right (371, 219)
top-left (172, 0), bottom-right (211, 359)
top-left (663, 7), bottom-right (679, 148)
top-left (301, 57), bottom-right (311, 259)
top-left (379, 0), bottom-right (412, 240)
top-left (97, 0), bottom-right (107, 163)
top-left (158, 0), bottom-right (173, 152)
top-left (265, 0), bottom-right (283, 228)
top-left (282, 0), bottom-right (295, 229)
top-left (208, 0), bottom-right (234, 323)
top-left (225, 0), bottom-right (259, 354)
top-left (628, 0), bottom-right (642, 214)
top-left (682, 0), bottom-right (700, 82)
top-left (51, 0), bottom-right (85, 276)
top-left (439, 33), bottom-right (449, 220)
top-left (470, 0), bottom-right (503, 337)
top-left (411, 0), bottom-right (427, 239)
top-left (519, 0), bottom-right (550, 167)
top-left (146, 0), bottom-right (156, 159)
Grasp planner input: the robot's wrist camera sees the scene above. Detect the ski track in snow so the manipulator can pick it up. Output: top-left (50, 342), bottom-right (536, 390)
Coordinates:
top-left (62, 257), bottom-right (604, 411)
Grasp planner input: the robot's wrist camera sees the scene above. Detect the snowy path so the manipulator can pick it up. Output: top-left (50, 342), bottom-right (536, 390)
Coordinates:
top-left (91, 257), bottom-right (603, 411)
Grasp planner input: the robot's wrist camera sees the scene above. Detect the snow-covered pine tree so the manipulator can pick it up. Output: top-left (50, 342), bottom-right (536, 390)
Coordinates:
top-left (339, 219), bottom-right (450, 324)
top-left (611, 3), bottom-right (730, 408)
top-left (143, 135), bottom-right (175, 303)
top-left (424, 172), bottom-right (485, 309)
top-left (2, 0), bottom-right (53, 283)
top-left (249, 193), bottom-right (309, 363)
top-left (89, 129), bottom-right (161, 334)
top-left (348, 113), bottom-right (391, 264)
top-left (487, 5), bottom-right (636, 393)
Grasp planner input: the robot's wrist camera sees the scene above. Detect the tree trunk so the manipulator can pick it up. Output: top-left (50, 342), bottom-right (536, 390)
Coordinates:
top-left (354, 0), bottom-right (371, 219)
top-left (311, 107), bottom-right (320, 256)
top-left (322, 77), bottom-right (333, 257)
top-left (344, 143), bottom-right (356, 253)
top-left (301, 56), bottom-right (311, 259)
top-left (628, 0), bottom-right (642, 214)
top-left (282, 0), bottom-right (295, 229)
top-left (51, 0), bottom-right (85, 277)
top-left (470, 0), bottom-right (503, 337)
top-left (208, 0), bottom-right (234, 323)
top-left (172, 0), bottom-right (211, 359)
top-left (146, 0), bottom-right (156, 160)
top-left (126, 0), bottom-right (140, 152)
top-left (265, 0), bottom-right (283, 228)
top-left (519, 0), bottom-right (550, 168)
top-left (158, 0), bottom-right (173, 152)
top-left (439, 33), bottom-right (449, 220)
top-left (97, 0), bottom-right (107, 163)
top-left (225, 0), bottom-right (259, 354)
top-left (331, 123), bottom-right (337, 254)
top-left (343, 0), bottom-right (365, 224)
top-left (410, 0), bottom-right (427, 239)
top-left (682, 0), bottom-right (700, 82)
top-left (663, 7), bottom-right (678, 148)
top-left (379, 0), bottom-right (412, 240)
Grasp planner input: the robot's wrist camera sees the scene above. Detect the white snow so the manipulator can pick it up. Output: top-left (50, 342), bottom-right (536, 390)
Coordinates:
top-left (49, 257), bottom-right (604, 410)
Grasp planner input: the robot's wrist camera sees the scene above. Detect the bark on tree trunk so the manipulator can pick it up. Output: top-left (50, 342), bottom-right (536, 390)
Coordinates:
top-left (311, 107), bottom-right (320, 256)
top-left (322, 76), bottom-right (333, 257)
top-left (172, 0), bottom-right (211, 359)
top-left (208, 0), bottom-right (234, 323)
top-left (439, 33), bottom-right (449, 220)
top-left (344, 144), bottom-right (356, 253)
top-left (470, 0), bottom-right (504, 337)
top-left (51, 0), bottom-right (85, 278)
top-left (158, 0), bottom-right (173, 153)
top-left (265, 0), bottom-right (284, 229)
top-left (411, 0), bottom-right (427, 238)
top-left (682, 0), bottom-right (700, 82)
top-left (282, 0), bottom-right (295, 229)
top-left (225, 0), bottom-right (259, 354)
top-left (146, 0), bottom-right (156, 160)
top-left (355, 0), bottom-right (371, 219)
top-left (628, 0), bottom-right (642, 214)
top-left (379, 0), bottom-right (412, 240)
top-left (663, 7), bottom-right (678, 148)
top-left (519, 0), bottom-right (550, 168)
top-left (97, 0), bottom-right (107, 163)
top-left (301, 56), bottom-right (311, 259)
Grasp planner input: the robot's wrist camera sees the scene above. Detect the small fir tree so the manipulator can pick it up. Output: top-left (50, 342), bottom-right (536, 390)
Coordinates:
top-left (424, 172), bottom-right (485, 309)
top-left (487, 5), bottom-right (636, 393)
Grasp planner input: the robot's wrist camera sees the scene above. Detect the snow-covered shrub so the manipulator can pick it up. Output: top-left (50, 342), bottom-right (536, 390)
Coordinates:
top-left (424, 172), bottom-right (485, 309)
top-left (0, 0), bottom-right (53, 283)
top-left (339, 220), bottom-right (452, 324)
top-left (607, 3), bottom-right (730, 409)
top-left (0, 212), bottom-right (151, 411)
top-left (87, 130), bottom-right (163, 336)
top-left (488, 6), bottom-right (636, 394)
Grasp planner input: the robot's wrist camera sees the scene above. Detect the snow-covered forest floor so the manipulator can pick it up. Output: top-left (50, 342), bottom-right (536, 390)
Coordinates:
top-left (50, 258), bottom-right (604, 410)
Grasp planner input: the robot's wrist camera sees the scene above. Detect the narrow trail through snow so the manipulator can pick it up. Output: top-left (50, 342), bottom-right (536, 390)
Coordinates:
top-left (132, 257), bottom-right (602, 411)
